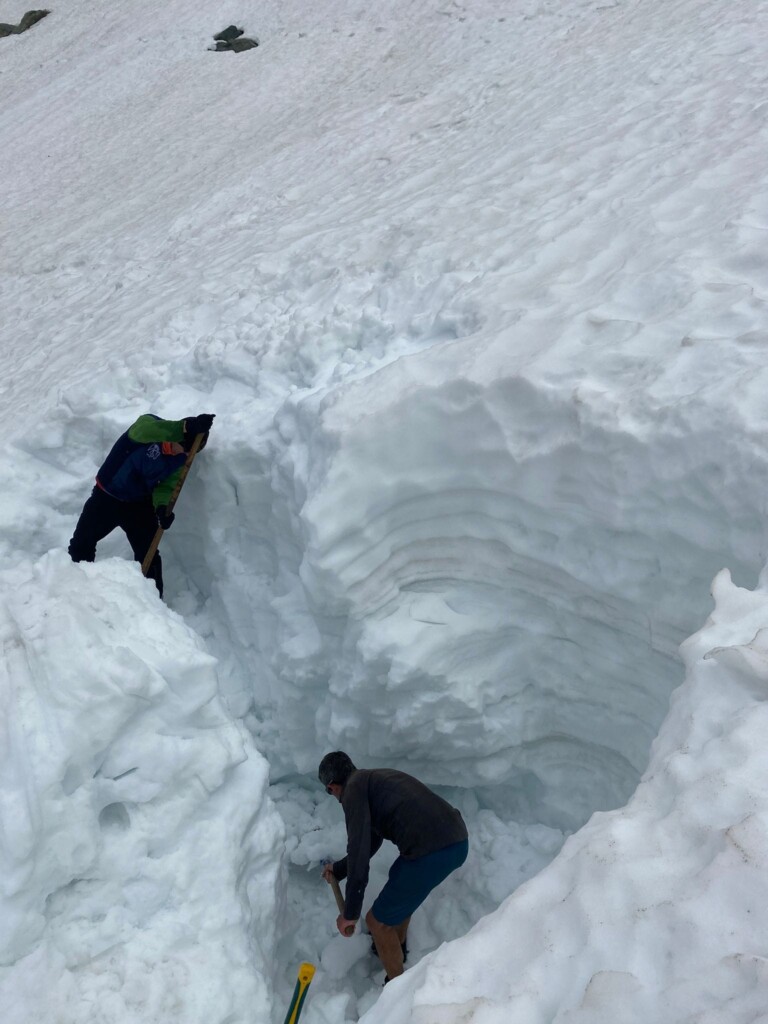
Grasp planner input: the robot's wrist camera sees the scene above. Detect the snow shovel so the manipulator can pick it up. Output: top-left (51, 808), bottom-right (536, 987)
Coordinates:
top-left (141, 432), bottom-right (205, 577)
top-left (282, 962), bottom-right (316, 1024)
top-left (325, 862), bottom-right (355, 936)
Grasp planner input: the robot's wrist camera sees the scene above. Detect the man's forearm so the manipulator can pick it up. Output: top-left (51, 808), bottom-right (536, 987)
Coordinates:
top-left (332, 856), bottom-right (348, 881)
top-left (343, 872), bottom-right (368, 921)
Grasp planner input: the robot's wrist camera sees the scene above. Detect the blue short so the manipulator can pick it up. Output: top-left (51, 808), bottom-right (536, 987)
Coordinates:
top-left (371, 839), bottom-right (469, 926)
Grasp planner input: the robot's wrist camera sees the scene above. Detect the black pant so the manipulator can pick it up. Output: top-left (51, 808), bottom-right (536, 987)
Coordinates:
top-left (68, 486), bottom-right (163, 596)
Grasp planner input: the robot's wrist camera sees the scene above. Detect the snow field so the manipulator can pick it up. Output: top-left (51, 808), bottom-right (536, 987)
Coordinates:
top-left (2, 0), bottom-right (768, 1021)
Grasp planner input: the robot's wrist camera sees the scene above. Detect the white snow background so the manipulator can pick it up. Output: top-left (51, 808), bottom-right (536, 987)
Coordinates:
top-left (1, 0), bottom-right (768, 1020)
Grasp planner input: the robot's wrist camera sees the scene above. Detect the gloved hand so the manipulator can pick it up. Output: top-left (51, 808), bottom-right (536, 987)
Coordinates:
top-left (156, 506), bottom-right (175, 530)
top-left (183, 413), bottom-right (215, 451)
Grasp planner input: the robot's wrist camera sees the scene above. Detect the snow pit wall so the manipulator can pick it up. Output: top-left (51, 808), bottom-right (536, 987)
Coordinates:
top-left (360, 567), bottom-right (768, 1024)
top-left (0, 554), bottom-right (283, 1024)
top-left (180, 342), bottom-right (765, 834)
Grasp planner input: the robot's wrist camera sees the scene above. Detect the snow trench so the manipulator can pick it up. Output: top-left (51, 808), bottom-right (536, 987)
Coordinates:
top-left (159, 341), bottom-right (766, 1021)
top-left (4, 294), bottom-right (767, 1021)
top-left (169, 342), bottom-right (763, 827)
top-left (3, 296), bottom-right (762, 1017)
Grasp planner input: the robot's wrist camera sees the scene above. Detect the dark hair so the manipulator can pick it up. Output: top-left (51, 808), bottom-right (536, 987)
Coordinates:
top-left (318, 751), bottom-right (356, 788)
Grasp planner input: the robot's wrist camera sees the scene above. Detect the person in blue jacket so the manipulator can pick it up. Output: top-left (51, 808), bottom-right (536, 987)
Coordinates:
top-left (68, 412), bottom-right (214, 596)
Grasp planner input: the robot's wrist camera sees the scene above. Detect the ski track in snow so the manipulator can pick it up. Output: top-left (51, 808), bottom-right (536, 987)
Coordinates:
top-left (2, 0), bottom-right (768, 1021)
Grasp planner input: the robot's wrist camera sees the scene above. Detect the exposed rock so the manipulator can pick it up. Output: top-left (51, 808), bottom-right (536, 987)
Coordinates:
top-left (208, 30), bottom-right (259, 54)
top-left (0, 9), bottom-right (49, 38)
top-left (228, 37), bottom-right (258, 52)
top-left (213, 25), bottom-right (243, 43)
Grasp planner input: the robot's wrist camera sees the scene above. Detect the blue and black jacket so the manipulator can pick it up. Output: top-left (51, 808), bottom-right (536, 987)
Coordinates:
top-left (96, 414), bottom-right (187, 507)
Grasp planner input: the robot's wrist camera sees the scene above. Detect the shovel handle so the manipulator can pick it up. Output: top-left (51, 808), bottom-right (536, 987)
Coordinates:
top-left (326, 867), bottom-right (354, 934)
top-left (329, 874), bottom-right (345, 916)
top-left (141, 432), bottom-right (205, 576)
top-left (282, 962), bottom-right (316, 1024)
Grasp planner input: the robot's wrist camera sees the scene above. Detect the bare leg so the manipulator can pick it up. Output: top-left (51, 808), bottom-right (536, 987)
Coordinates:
top-left (395, 916), bottom-right (411, 946)
top-left (366, 910), bottom-right (404, 980)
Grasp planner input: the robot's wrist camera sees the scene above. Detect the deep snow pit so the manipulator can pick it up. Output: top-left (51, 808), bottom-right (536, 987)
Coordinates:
top-left (152, 351), bottom-right (764, 1023)
top-left (3, 297), bottom-right (766, 1024)
top-left (1, 377), bottom-right (765, 1024)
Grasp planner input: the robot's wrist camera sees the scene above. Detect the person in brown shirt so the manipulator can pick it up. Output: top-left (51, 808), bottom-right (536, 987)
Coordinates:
top-left (319, 751), bottom-right (468, 982)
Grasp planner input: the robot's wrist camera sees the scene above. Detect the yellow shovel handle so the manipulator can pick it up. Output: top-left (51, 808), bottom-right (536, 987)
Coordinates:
top-left (282, 962), bottom-right (316, 1024)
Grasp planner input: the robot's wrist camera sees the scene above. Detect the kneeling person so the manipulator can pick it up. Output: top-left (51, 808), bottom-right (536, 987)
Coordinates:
top-left (319, 751), bottom-right (468, 982)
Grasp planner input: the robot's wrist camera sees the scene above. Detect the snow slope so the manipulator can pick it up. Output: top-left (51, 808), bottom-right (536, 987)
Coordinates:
top-left (2, 0), bottom-right (768, 1021)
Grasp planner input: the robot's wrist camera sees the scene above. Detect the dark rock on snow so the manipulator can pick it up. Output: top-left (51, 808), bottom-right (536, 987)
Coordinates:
top-left (0, 9), bottom-right (49, 38)
top-left (209, 25), bottom-right (259, 52)
top-left (213, 25), bottom-right (244, 43)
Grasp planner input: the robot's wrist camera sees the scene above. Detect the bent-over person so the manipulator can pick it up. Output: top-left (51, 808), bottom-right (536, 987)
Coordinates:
top-left (68, 412), bottom-right (214, 597)
top-left (319, 751), bottom-right (468, 982)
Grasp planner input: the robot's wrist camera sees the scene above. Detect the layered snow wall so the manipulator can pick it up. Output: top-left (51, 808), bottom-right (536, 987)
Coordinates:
top-left (363, 566), bottom-right (768, 1023)
top-left (142, 321), bottom-right (765, 833)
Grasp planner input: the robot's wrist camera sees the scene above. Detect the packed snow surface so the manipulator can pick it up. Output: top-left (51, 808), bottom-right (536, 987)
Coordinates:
top-left (1, 0), bottom-right (768, 1021)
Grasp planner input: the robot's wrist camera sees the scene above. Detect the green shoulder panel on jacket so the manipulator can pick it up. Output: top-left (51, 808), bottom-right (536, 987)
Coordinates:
top-left (152, 468), bottom-right (183, 509)
top-left (128, 414), bottom-right (185, 444)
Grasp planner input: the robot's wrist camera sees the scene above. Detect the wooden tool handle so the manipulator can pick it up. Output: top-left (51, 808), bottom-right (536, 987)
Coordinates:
top-left (141, 432), bottom-right (205, 576)
top-left (329, 874), bottom-right (345, 916)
